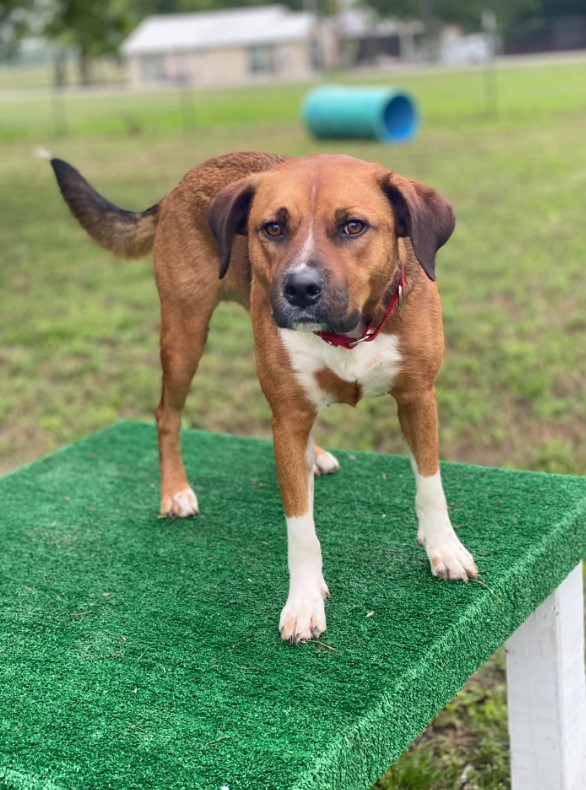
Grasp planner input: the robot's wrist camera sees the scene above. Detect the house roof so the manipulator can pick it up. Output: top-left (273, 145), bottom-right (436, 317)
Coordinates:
top-left (122, 5), bottom-right (316, 56)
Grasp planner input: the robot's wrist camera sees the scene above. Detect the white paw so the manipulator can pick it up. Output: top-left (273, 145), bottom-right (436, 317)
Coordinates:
top-left (279, 578), bottom-right (329, 644)
top-left (160, 487), bottom-right (199, 518)
top-left (424, 532), bottom-right (478, 582)
top-left (313, 450), bottom-right (340, 477)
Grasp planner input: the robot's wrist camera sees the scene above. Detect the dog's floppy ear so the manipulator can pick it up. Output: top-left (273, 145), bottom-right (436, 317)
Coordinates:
top-left (379, 172), bottom-right (455, 281)
top-left (207, 175), bottom-right (260, 279)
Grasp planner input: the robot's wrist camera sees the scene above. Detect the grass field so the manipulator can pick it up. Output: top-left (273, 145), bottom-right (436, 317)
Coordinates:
top-left (1, 59), bottom-right (586, 788)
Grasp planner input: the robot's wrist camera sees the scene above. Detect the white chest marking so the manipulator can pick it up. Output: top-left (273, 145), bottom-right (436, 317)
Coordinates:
top-left (279, 329), bottom-right (402, 410)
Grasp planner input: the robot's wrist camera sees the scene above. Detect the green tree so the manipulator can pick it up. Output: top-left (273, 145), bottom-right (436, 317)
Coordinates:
top-left (0, 0), bottom-right (33, 60)
top-left (365, 0), bottom-right (540, 32)
top-left (132, 0), bottom-right (269, 13)
top-left (540, 0), bottom-right (586, 16)
top-left (129, 0), bottom-right (316, 16)
top-left (44, 0), bottom-right (131, 84)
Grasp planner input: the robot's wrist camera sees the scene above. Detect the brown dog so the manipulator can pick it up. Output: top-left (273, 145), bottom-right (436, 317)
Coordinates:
top-left (50, 151), bottom-right (478, 644)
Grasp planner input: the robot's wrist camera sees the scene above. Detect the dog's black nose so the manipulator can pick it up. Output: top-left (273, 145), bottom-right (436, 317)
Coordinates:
top-left (283, 269), bottom-right (323, 308)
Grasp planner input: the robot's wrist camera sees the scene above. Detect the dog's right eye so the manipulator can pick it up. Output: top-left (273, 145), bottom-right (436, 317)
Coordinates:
top-left (263, 222), bottom-right (284, 239)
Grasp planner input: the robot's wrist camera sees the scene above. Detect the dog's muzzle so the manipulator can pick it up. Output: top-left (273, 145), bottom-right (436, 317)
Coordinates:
top-left (283, 269), bottom-right (324, 309)
top-left (272, 266), bottom-right (360, 333)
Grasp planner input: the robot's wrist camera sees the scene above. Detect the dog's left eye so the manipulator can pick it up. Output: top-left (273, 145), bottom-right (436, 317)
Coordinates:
top-left (263, 222), bottom-right (284, 238)
top-left (342, 220), bottom-right (367, 237)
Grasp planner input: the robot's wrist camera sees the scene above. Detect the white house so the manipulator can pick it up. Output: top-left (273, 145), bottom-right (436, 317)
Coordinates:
top-left (122, 5), bottom-right (331, 88)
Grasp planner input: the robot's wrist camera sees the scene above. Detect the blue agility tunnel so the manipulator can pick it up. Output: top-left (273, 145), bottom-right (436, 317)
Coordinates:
top-left (302, 85), bottom-right (419, 143)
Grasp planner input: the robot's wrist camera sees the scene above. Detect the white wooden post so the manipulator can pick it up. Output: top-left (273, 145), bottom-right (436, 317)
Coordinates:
top-left (505, 563), bottom-right (586, 790)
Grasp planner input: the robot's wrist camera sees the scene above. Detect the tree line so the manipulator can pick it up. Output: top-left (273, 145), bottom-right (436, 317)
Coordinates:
top-left (1, 0), bottom-right (583, 84)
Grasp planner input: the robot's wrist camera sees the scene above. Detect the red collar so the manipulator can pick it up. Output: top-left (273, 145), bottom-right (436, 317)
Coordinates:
top-left (314, 268), bottom-right (405, 350)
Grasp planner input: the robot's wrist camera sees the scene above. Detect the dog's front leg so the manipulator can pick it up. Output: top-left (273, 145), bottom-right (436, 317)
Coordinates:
top-left (272, 412), bottom-right (329, 644)
top-left (395, 388), bottom-right (478, 581)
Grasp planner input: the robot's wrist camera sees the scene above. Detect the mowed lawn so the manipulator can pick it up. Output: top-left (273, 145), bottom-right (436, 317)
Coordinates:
top-left (1, 60), bottom-right (586, 788)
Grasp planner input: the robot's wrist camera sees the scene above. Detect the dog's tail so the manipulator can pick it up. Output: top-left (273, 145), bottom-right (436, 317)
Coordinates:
top-left (50, 158), bottom-right (159, 259)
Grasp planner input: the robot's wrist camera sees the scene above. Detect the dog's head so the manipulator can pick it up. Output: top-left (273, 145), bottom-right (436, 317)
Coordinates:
top-left (208, 154), bottom-right (454, 333)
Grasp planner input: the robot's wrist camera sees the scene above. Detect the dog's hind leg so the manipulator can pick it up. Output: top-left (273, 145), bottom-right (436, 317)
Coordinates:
top-left (313, 443), bottom-right (340, 477)
top-left (156, 299), bottom-right (216, 517)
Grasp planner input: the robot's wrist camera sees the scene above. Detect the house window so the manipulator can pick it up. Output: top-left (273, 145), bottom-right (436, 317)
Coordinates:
top-left (141, 55), bottom-right (167, 82)
top-left (248, 45), bottom-right (275, 74)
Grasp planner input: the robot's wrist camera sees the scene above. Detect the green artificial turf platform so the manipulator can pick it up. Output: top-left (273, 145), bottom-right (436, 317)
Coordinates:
top-left (1, 422), bottom-right (586, 790)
